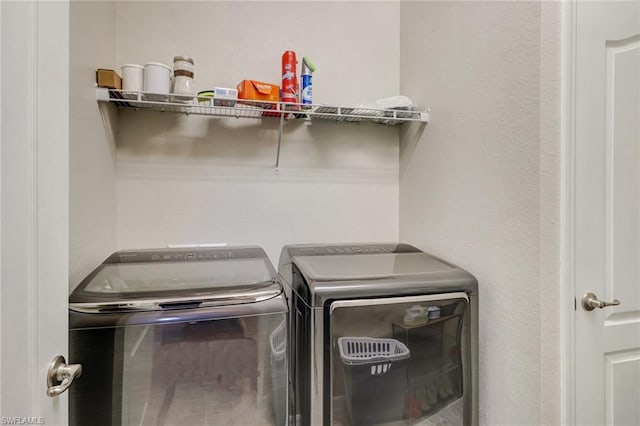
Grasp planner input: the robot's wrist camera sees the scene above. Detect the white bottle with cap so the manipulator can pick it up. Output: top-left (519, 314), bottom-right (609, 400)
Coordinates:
top-left (301, 56), bottom-right (316, 109)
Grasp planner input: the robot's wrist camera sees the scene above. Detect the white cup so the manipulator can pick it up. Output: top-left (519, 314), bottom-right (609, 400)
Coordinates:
top-left (143, 62), bottom-right (171, 95)
top-left (121, 64), bottom-right (144, 92)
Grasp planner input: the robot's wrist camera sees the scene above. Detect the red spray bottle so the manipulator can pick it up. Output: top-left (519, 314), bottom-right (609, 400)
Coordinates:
top-left (281, 50), bottom-right (298, 107)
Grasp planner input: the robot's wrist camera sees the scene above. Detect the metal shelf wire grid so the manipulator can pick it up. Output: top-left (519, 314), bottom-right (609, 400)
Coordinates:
top-left (96, 88), bottom-right (430, 126)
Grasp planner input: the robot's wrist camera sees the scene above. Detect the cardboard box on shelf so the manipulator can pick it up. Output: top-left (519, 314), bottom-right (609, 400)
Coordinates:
top-left (96, 69), bottom-right (122, 89)
top-left (237, 79), bottom-right (280, 110)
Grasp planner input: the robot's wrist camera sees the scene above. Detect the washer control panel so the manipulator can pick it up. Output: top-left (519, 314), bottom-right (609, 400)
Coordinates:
top-left (104, 247), bottom-right (265, 264)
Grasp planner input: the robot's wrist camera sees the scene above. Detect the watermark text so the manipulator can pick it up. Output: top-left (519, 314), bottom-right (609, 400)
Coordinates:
top-left (1, 417), bottom-right (45, 425)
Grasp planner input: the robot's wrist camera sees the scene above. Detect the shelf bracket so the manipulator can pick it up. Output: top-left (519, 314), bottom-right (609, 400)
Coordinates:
top-left (275, 108), bottom-right (285, 173)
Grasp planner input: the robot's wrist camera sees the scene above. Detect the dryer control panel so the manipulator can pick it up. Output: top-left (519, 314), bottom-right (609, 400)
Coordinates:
top-left (287, 243), bottom-right (421, 257)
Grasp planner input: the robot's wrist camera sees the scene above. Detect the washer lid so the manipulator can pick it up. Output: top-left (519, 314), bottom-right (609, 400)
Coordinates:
top-left (294, 252), bottom-right (455, 282)
top-left (69, 247), bottom-right (282, 312)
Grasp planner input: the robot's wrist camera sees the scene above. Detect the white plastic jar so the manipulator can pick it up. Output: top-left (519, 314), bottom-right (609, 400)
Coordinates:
top-left (121, 64), bottom-right (144, 92)
top-left (143, 62), bottom-right (171, 94)
top-left (171, 56), bottom-right (195, 96)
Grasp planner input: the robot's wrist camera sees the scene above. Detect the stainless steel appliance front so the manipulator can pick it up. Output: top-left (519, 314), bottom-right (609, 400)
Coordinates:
top-left (279, 243), bottom-right (478, 426)
top-left (69, 246), bottom-right (288, 426)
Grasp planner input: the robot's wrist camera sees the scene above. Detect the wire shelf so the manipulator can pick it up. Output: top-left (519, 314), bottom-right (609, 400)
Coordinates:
top-left (96, 88), bottom-right (430, 126)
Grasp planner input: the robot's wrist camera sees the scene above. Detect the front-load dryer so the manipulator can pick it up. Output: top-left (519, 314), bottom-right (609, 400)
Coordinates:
top-left (278, 243), bottom-right (478, 426)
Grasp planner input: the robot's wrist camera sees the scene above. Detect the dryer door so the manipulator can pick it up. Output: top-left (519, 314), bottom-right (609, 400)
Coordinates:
top-left (328, 292), bottom-right (470, 426)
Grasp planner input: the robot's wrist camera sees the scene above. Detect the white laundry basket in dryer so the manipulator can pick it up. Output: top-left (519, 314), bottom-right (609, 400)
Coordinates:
top-left (338, 337), bottom-right (410, 426)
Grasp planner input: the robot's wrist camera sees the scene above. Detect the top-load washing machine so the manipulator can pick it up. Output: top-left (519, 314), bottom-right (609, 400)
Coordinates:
top-left (69, 246), bottom-right (288, 426)
top-left (278, 243), bottom-right (478, 426)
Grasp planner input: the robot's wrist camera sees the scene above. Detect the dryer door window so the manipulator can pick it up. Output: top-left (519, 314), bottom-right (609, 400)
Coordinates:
top-left (328, 293), bottom-right (470, 426)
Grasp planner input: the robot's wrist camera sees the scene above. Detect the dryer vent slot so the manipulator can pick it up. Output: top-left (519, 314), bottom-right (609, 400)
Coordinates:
top-left (159, 300), bottom-right (203, 310)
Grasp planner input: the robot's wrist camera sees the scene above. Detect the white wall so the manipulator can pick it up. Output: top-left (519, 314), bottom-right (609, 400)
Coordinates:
top-left (399, 2), bottom-right (561, 425)
top-left (539, 3), bottom-right (562, 424)
top-left (68, 1), bottom-right (564, 422)
top-left (113, 1), bottom-right (401, 263)
top-left (69, 1), bottom-right (118, 289)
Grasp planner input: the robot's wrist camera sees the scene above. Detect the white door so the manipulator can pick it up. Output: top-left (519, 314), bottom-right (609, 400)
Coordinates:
top-left (574, 1), bottom-right (640, 425)
top-left (1, 1), bottom-right (70, 424)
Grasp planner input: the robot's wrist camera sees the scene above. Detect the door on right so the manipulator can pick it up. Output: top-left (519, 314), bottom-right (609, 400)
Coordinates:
top-left (574, 2), bottom-right (640, 425)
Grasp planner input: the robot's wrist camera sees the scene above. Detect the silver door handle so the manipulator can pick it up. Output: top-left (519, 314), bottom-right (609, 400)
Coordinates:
top-left (581, 292), bottom-right (621, 311)
top-left (46, 355), bottom-right (82, 397)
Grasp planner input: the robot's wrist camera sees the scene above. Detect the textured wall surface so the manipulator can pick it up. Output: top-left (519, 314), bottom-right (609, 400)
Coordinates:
top-left (539, 2), bottom-right (562, 424)
top-left (69, 1), bottom-right (118, 288)
top-left (68, 2), bottom-right (563, 421)
top-left (399, 2), bottom-right (561, 424)
top-left (114, 1), bottom-right (401, 263)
